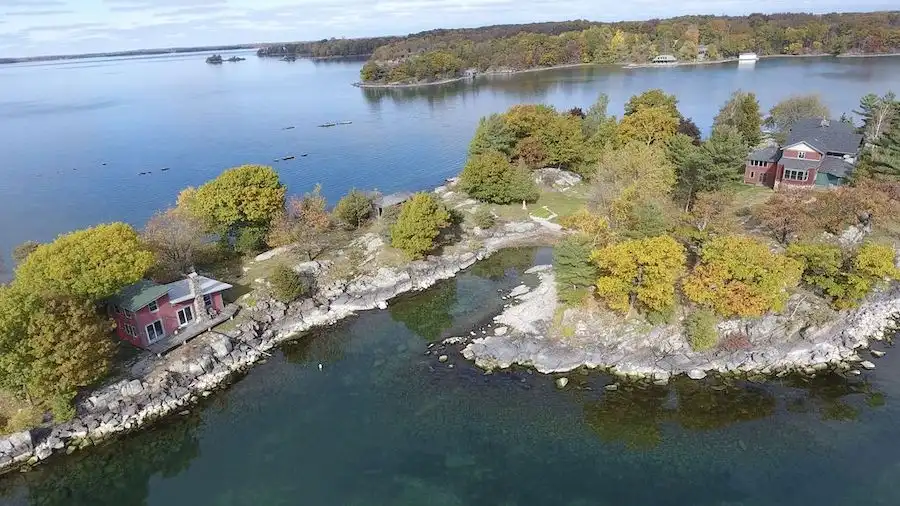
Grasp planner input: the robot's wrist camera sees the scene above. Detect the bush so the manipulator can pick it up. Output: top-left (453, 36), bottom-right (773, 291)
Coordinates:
top-left (473, 207), bottom-right (496, 229)
top-left (459, 150), bottom-right (539, 204)
top-left (234, 226), bottom-right (268, 255)
top-left (4, 406), bottom-right (42, 433)
top-left (270, 264), bottom-right (311, 303)
top-left (391, 193), bottom-right (452, 259)
top-left (334, 189), bottom-right (373, 229)
top-left (685, 309), bottom-right (718, 351)
top-left (12, 241), bottom-right (40, 264)
top-left (50, 393), bottom-right (76, 422)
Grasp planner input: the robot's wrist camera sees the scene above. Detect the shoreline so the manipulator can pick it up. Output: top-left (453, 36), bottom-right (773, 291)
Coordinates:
top-left (461, 270), bottom-right (898, 381)
top-left (0, 211), bottom-right (562, 474)
top-left (355, 51), bottom-right (900, 88)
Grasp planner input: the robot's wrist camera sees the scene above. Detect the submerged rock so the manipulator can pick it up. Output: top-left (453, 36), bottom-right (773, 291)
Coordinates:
top-left (687, 370), bottom-right (707, 380)
top-left (555, 377), bottom-right (569, 389)
top-left (861, 360), bottom-right (876, 370)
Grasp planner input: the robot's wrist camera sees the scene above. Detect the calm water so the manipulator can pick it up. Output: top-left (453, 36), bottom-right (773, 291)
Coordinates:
top-left (2, 53), bottom-right (900, 264)
top-left (0, 248), bottom-right (899, 505)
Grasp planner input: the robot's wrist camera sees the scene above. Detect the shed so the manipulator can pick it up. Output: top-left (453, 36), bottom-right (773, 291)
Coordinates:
top-left (372, 191), bottom-right (413, 217)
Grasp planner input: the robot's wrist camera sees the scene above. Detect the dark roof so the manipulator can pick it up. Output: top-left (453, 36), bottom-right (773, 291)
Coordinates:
top-left (780, 158), bottom-right (821, 171)
top-left (110, 280), bottom-right (169, 312)
top-left (785, 119), bottom-right (863, 155)
top-left (818, 156), bottom-right (855, 178)
top-left (748, 146), bottom-right (781, 162)
top-left (376, 192), bottom-right (414, 208)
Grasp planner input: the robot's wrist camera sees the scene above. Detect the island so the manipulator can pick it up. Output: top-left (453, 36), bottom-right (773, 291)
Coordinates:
top-left (355, 12), bottom-right (900, 86)
top-left (205, 54), bottom-right (223, 64)
top-left (1, 82), bottom-right (899, 474)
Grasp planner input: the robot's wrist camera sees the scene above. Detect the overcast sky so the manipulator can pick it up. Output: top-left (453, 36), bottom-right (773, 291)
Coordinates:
top-left (0, 0), bottom-right (897, 58)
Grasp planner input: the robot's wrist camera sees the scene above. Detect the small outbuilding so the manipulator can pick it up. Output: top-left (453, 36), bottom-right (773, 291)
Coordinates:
top-left (372, 191), bottom-right (413, 217)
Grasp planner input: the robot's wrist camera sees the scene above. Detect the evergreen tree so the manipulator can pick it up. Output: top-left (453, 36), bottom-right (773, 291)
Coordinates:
top-left (553, 235), bottom-right (596, 305)
top-left (713, 90), bottom-right (762, 146)
top-left (854, 92), bottom-right (898, 143)
top-left (390, 193), bottom-right (451, 259)
top-left (871, 125), bottom-right (900, 178)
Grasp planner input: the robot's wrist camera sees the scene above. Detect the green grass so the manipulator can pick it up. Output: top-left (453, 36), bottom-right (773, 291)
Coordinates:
top-left (494, 186), bottom-right (591, 223)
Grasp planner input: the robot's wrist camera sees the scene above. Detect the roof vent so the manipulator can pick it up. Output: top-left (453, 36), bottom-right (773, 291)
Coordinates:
top-left (820, 118), bottom-right (830, 128)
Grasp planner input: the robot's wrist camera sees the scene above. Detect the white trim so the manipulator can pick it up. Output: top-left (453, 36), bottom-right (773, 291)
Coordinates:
top-left (783, 141), bottom-right (822, 155)
top-left (124, 324), bottom-right (137, 337)
top-left (146, 320), bottom-right (165, 344)
top-left (148, 300), bottom-right (159, 313)
top-left (177, 306), bottom-right (194, 327)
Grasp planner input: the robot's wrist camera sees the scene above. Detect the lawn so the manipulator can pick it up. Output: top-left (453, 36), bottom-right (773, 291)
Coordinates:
top-left (493, 185), bottom-right (591, 223)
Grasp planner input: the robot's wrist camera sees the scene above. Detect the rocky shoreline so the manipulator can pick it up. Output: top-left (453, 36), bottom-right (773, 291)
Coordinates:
top-left (0, 221), bottom-right (560, 474)
top-left (461, 270), bottom-right (898, 381)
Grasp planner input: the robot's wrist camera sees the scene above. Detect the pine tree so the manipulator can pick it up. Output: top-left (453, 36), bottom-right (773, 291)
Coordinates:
top-left (553, 235), bottom-right (596, 305)
top-left (390, 193), bottom-right (451, 259)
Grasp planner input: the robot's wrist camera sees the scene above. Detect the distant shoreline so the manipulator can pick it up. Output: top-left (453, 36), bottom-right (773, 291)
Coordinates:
top-left (357, 51), bottom-right (900, 88)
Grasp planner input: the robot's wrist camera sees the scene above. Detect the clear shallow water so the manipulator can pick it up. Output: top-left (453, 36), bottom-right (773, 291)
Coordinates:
top-left (0, 248), bottom-right (899, 505)
top-left (2, 53), bottom-right (900, 265)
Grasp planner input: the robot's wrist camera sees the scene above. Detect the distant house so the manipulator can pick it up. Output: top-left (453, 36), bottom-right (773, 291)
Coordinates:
top-left (372, 191), bottom-right (414, 217)
top-left (108, 273), bottom-right (232, 349)
top-left (743, 118), bottom-right (863, 189)
top-left (652, 54), bottom-right (677, 64)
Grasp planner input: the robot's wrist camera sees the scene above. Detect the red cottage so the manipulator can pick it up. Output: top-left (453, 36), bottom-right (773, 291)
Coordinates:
top-left (108, 273), bottom-right (232, 349)
top-left (744, 118), bottom-right (863, 189)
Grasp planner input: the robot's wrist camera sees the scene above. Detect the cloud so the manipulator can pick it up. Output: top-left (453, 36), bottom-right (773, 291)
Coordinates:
top-left (103, 0), bottom-right (227, 12)
top-left (2, 0), bottom-right (66, 6)
top-left (4, 10), bottom-right (73, 16)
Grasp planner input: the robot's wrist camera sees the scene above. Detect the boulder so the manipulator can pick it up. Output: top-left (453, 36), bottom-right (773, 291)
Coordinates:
top-left (687, 369), bottom-right (707, 380)
top-left (555, 377), bottom-right (569, 389)
top-left (208, 333), bottom-right (233, 359)
top-left (120, 380), bottom-right (144, 397)
top-left (861, 360), bottom-right (876, 370)
top-left (533, 168), bottom-right (582, 190)
top-left (438, 355), bottom-right (449, 363)
top-left (494, 327), bottom-right (508, 336)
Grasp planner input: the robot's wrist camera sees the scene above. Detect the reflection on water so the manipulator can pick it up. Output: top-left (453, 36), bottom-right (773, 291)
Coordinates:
top-left (0, 248), bottom-right (895, 505)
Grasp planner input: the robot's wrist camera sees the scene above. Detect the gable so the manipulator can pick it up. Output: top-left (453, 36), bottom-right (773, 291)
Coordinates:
top-left (783, 141), bottom-right (822, 154)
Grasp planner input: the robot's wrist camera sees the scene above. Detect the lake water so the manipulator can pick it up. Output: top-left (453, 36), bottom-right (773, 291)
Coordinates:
top-left (2, 53), bottom-right (900, 265)
top-left (3, 54), bottom-right (900, 505)
top-left (1, 247), bottom-right (899, 505)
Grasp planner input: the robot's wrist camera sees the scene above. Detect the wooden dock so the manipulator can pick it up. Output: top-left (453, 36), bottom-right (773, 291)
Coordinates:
top-left (147, 303), bottom-right (240, 355)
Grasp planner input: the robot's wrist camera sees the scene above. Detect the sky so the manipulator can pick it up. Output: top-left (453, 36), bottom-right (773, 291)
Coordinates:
top-left (0, 0), bottom-right (897, 58)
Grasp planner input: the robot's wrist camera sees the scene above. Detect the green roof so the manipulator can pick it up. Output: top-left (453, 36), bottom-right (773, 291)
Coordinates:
top-left (110, 280), bottom-right (169, 312)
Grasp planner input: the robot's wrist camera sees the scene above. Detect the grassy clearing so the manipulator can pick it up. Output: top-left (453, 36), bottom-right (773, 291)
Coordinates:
top-left (494, 186), bottom-right (591, 223)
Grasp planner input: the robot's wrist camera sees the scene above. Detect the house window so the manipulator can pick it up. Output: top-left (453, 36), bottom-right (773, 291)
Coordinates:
top-left (146, 320), bottom-right (165, 343)
top-left (750, 171), bottom-right (755, 179)
top-left (762, 173), bottom-right (769, 183)
top-left (148, 300), bottom-right (159, 312)
top-left (123, 309), bottom-right (134, 320)
top-left (784, 169), bottom-right (808, 181)
top-left (177, 306), bottom-right (194, 327)
top-left (797, 151), bottom-right (806, 159)
top-left (203, 294), bottom-right (213, 309)
top-left (124, 324), bottom-right (137, 337)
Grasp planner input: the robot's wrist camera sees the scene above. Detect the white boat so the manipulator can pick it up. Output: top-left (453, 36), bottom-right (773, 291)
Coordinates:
top-left (738, 52), bottom-right (759, 62)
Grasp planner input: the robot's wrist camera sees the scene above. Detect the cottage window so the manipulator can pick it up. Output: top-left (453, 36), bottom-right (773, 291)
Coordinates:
top-left (148, 300), bottom-right (159, 312)
top-left (146, 320), bottom-right (164, 343)
top-left (123, 309), bottom-right (134, 319)
top-left (177, 306), bottom-right (194, 327)
top-left (750, 171), bottom-right (755, 179)
top-left (784, 169), bottom-right (808, 181)
top-left (797, 151), bottom-right (806, 159)
top-left (203, 294), bottom-right (213, 308)
top-left (124, 324), bottom-right (137, 337)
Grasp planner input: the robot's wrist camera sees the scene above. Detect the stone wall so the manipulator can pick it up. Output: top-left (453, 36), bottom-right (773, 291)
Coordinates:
top-left (0, 222), bottom-right (559, 474)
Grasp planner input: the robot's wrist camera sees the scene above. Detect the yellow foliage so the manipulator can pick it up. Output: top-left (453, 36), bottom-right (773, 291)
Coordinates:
top-left (559, 209), bottom-right (614, 247)
top-left (683, 235), bottom-right (802, 318)
top-left (593, 143), bottom-right (675, 228)
top-left (590, 236), bottom-right (686, 315)
top-left (616, 106), bottom-right (679, 146)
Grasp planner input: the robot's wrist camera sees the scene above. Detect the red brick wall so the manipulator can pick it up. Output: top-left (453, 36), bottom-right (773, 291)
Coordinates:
top-left (782, 149), bottom-right (821, 161)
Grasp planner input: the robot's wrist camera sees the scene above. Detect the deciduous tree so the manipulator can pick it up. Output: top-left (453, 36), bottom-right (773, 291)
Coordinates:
top-left (682, 235), bottom-right (802, 317)
top-left (713, 90), bottom-right (762, 146)
top-left (754, 191), bottom-right (815, 244)
top-left (333, 189), bottom-right (373, 229)
top-left (765, 94), bottom-right (831, 143)
top-left (390, 193), bottom-right (452, 259)
top-left (854, 92), bottom-right (898, 143)
top-left (616, 106), bottom-right (679, 146)
top-left (594, 143), bottom-right (676, 227)
top-left (15, 223), bottom-right (154, 301)
top-left (266, 185), bottom-right (332, 259)
top-left (11, 241), bottom-right (39, 265)
top-left (624, 89), bottom-right (680, 118)
top-left (460, 150), bottom-right (539, 204)
top-left (590, 236), bottom-right (685, 316)
top-left (143, 208), bottom-right (211, 276)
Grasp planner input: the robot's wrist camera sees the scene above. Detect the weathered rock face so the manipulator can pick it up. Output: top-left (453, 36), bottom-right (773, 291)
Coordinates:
top-left (0, 221), bottom-right (560, 475)
top-left (533, 168), bottom-right (582, 191)
top-left (463, 270), bottom-right (900, 379)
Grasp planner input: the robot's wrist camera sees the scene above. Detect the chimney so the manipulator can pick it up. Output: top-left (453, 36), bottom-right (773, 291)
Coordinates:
top-left (187, 271), bottom-right (208, 322)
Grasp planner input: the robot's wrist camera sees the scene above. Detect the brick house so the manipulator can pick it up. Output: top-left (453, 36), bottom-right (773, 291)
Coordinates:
top-left (108, 273), bottom-right (232, 349)
top-left (744, 118), bottom-right (863, 189)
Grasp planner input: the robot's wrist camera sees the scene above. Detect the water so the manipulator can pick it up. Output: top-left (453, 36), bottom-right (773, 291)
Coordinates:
top-left (0, 248), bottom-right (899, 505)
top-left (2, 53), bottom-right (900, 264)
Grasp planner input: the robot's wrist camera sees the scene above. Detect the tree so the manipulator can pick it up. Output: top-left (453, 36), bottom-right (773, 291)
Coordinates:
top-left (713, 90), bottom-right (762, 146)
top-left (616, 106), bottom-right (679, 146)
top-left (559, 208), bottom-right (614, 247)
top-left (682, 235), bottom-right (802, 318)
top-left (390, 193), bottom-right (452, 259)
top-left (854, 92), bottom-right (898, 143)
top-left (677, 117), bottom-right (702, 145)
top-left (540, 114), bottom-right (585, 169)
top-left (459, 150), bottom-right (539, 204)
top-left (583, 93), bottom-right (611, 136)
top-left (870, 125), bottom-right (900, 178)
top-left (701, 126), bottom-right (748, 185)
top-left (765, 94), bottom-right (831, 143)
top-left (788, 241), bottom-right (899, 308)
top-left (0, 287), bottom-right (114, 408)
top-left (266, 185), bottom-right (332, 260)
top-left (143, 208), bottom-right (211, 276)
top-left (754, 191), bottom-right (815, 244)
top-left (333, 189), bottom-right (373, 229)
top-left (269, 264), bottom-right (312, 303)
top-left (553, 235), bottom-right (596, 306)
top-left (594, 143), bottom-right (676, 228)
top-left (681, 190), bottom-right (737, 243)
top-left (11, 241), bottom-right (39, 264)
top-left (624, 89), bottom-right (680, 118)
top-left (179, 164), bottom-right (285, 233)
top-left (469, 114), bottom-right (516, 157)
top-left (14, 223), bottom-right (154, 301)
top-left (590, 236), bottom-right (686, 316)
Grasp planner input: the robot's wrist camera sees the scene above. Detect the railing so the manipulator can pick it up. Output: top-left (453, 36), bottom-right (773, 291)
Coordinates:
top-left (147, 303), bottom-right (240, 355)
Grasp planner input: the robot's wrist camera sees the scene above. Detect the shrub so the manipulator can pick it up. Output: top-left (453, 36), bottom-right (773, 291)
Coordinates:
top-left (473, 207), bottom-right (496, 229)
top-left (4, 406), bottom-right (43, 433)
top-left (391, 193), bottom-right (452, 259)
top-left (685, 309), bottom-right (718, 351)
top-left (559, 208), bottom-right (613, 247)
top-left (234, 226), bottom-right (268, 255)
top-left (50, 392), bottom-right (77, 422)
top-left (270, 264), bottom-right (311, 303)
top-left (459, 150), bottom-right (539, 204)
top-left (12, 241), bottom-right (40, 264)
top-left (334, 189), bottom-right (373, 229)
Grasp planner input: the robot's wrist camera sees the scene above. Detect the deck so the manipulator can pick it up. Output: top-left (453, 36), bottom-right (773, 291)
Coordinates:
top-left (147, 303), bottom-right (240, 355)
